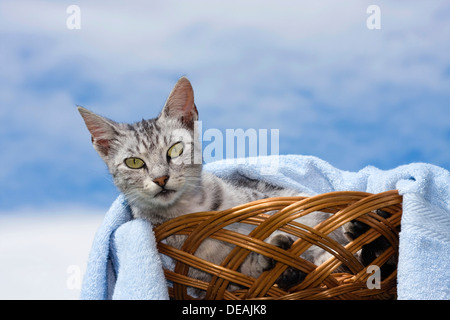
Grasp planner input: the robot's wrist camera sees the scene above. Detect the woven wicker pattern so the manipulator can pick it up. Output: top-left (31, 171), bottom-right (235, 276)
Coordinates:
top-left (154, 190), bottom-right (402, 300)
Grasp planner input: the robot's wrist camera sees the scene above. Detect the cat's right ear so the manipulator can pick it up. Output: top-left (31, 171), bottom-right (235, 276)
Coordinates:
top-left (77, 106), bottom-right (118, 157)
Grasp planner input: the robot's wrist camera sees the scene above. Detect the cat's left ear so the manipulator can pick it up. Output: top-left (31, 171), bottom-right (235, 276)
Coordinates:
top-left (160, 77), bottom-right (198, 129)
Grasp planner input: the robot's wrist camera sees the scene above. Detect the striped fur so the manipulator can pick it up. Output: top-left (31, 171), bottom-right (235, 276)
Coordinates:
top-left (78, 77), bottom-right (354, 295)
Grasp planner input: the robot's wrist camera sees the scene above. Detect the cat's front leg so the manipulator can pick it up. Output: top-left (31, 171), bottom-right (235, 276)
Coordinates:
top-left (260, 233), bottom-right (305, 290)
top-left (240, 232), bottom-right (305, 290)
top-left (342, 209), bottom-right (398, 278)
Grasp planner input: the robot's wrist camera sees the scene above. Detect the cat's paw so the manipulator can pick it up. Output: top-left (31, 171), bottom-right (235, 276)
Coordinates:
top-left (343, 209), bottom-right (391, 241)
top-left (259, 233), bottom-right (305, 290)
top-left (343, 220), bottom-right (369, 241)
top-left (275, 265), bottom-right (305, 290)
top-left (258, 233), bottom-right (294, 270)
top-left (343, 209), bottom-right (398, 278)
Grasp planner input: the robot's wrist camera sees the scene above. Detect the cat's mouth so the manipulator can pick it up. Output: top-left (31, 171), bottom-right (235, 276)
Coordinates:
top-left (155, 188), bottom-right (177, 199)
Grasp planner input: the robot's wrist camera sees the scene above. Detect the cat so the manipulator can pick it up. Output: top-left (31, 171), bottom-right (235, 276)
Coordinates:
top-left (78, 77), bottom-right (363, 295)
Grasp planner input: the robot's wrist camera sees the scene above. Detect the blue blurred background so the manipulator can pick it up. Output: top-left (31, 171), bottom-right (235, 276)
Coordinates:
top-left (1, 0), bottom-right (449, 213)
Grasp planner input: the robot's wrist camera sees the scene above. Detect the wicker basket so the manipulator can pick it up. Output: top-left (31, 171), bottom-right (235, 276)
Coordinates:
top-left (154, 190), bottom-right (402, 300)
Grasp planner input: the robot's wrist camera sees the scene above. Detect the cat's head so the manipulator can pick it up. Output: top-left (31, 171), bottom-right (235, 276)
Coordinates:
top-left (78, 77), bottom-right (202, 209)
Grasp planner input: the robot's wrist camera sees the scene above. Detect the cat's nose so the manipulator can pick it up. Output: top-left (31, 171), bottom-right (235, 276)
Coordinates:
top-left (153, 175), bottom-right (169, 187)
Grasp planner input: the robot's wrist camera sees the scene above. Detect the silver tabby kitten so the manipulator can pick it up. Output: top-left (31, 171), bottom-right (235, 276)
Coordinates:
top-left (78, 77), bottom-right (353, 294)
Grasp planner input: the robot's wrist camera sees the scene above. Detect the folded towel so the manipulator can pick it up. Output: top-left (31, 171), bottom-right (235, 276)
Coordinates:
top-left (80, 195), bottom-right (169, 300)
top-left (81, 155), bottom-right (450, 300)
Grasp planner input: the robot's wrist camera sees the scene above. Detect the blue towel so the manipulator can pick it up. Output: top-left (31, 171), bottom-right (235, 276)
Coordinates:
top-left (80, 155), bottom-right (450, 300)
top-left (80, 195), bottom-right (169, 300)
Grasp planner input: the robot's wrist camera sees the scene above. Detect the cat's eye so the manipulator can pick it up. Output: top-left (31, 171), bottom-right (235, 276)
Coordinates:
top-left (167, 142), bottom-right (184, 159)
top-left (124, 157), bottom-right (146, 169)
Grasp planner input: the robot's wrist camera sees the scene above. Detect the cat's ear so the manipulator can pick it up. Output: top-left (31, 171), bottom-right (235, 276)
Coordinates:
top-left (160, 77), bottom-right (198, 129)
top-left (77, 106), bottom-right (118, 157)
